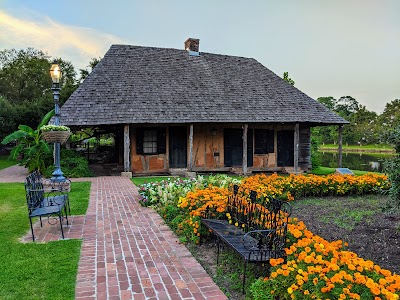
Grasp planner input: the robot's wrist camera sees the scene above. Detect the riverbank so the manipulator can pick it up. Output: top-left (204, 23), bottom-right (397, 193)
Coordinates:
top-left (319, 144), bottom-right (395, 153)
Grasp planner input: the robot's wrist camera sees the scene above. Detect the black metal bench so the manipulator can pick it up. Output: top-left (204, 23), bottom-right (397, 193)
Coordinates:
top-left (25, 170), bottom-right (70, 241)
top-left (201, 185), bottom-right (292, 293)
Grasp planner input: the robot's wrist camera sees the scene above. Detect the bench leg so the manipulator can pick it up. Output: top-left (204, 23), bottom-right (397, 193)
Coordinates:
top-left (59, 214), bottom-right (65, 239)
top-left (64, 205), bottom-right (69, 226)
top-left (29, 217), bottom-right (35, 242)
top-left (39, 216), bottom-right (42, 227)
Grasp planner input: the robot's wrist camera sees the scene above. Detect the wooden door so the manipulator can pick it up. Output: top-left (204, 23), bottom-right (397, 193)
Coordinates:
top-left (224, 129), bottom-right (253, 167)
top-left (277, 130), bottom-right (294, 167)
top-left (169, 127), bottom-right (187, 168)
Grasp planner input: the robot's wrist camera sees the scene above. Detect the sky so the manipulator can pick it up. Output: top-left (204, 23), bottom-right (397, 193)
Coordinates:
top-left (0, 0), bottom-right (399, 113)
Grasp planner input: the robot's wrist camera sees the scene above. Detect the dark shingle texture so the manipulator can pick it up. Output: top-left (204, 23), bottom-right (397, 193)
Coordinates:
top-left (61, 45), bottom-right (347, 126)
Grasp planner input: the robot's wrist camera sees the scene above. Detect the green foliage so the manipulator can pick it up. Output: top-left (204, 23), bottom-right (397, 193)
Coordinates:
top-left (0, 96), bottom-right (17, 141)
top-left (1, 110), bottom-right (54, 173)
top-left (382, 126), bottom-right (400, 209)
top-left (283, 71), bottom-right (295, 85)
top-left (250, 279), bottom-right (275, 300)
top-left (0, 48), bottom-right (79, 141)
top-left (310, 135), bottom-right (321, 169)
top-left (0, 182), bottom-right (90, 299)
top-left (44, 149), bottom-right (93, 178)
top-left (79, 57), bottom-right (101, 83)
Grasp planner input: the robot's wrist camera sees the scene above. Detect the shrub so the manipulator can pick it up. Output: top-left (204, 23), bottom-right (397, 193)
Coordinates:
top-left (44, 149), bottom-right (92, 178)
top-left (382, 126), bottom-right (400, 209)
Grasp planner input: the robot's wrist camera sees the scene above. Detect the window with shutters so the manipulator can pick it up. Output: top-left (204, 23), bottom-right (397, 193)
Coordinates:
top-left (254, 129), bottom-right (274, 154)
top-left (143, 130), bottom-right (158, 154)
top-left (136, 128), bottom-right (166, 155)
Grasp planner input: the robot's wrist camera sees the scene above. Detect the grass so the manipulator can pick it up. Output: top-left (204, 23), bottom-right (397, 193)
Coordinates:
top-left (310, 166), bottom-right (377, 176)
top-left (292, 194), bottom-right (381, 231)
top-left (0, 181), bottom-right (91, 300)
top-left (0, 154), bottom-right (17, 170)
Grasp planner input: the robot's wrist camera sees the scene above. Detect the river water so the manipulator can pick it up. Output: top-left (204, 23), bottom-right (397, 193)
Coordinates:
top-left (318, 151), bottom-right (395, 172)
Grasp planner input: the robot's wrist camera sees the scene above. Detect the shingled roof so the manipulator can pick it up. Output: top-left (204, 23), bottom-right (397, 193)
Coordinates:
top-left (61, 44), bottom-right (348, 126)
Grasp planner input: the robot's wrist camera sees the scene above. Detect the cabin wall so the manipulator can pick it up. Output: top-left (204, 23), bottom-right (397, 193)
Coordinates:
top-left (123, 123), bottom-right (312, 174)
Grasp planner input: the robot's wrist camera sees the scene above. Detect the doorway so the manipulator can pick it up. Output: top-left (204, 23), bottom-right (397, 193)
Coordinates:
top-left (169, 127), bottom-right (187, 168)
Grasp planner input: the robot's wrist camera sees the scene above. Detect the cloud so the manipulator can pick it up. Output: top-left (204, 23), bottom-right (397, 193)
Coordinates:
top-left (0, 10), bottom-right (126, 68)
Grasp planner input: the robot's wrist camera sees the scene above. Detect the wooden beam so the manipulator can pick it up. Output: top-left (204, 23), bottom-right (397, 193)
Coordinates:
top-left (124, 124), bottom-right (130, 172)
top-left (189, 124), bottom-right (194, 171)
top-left (274, 128), bottom-right (278, 167)
top-left (294, 123), bottom-right (299, 173)
top-left (243, 124), bottom-right (248, 175)
top-left (338, 125), bottom-right (343, 168)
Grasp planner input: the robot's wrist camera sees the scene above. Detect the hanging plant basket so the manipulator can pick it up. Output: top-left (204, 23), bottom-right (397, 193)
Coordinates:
top-left (42, 130), bottom-right (71, 144)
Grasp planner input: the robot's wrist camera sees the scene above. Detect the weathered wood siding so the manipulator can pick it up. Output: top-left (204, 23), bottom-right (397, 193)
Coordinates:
top-left (124, 123), bottom-right (312, 174)
top-left (192, 125), bottom-right (225, 169)
top-left (299, 126), bottom-right (311, 171)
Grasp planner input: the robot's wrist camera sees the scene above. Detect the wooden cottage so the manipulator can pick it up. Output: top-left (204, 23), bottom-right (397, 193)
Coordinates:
top-left (61, 38), bottom-right (348, 176)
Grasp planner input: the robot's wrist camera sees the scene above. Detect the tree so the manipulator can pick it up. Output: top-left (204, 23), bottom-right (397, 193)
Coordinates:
top-left (378, 99), bottom-right (400, 130)
top-left (335, 96), bottom-right (359, 119)
top-left (1, 110), bottom-right (54, 173)
top-left (0, 95), bottom-right (16, 141)
top-left (79, 57), bottom-right (101, 83)
top-left (0, 48), bottom-right (79, 138)
top-left (283, 72), bottom-right (295, 86)
top-left (0, 48), bottom-right (51, 105)
top-left (382, 125), bottom-right (400, 209)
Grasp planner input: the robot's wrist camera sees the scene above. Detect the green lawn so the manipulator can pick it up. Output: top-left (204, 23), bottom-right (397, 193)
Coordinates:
top-left (0, 181), bottom-right (91, 300)
top-left (0, 155), bottom-right (17, 170)
top-left (310, 166), bottom-right (377, 176)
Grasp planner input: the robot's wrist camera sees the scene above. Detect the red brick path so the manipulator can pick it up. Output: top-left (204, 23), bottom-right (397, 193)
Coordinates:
top-left (20, 175), bottom-right (227, 300)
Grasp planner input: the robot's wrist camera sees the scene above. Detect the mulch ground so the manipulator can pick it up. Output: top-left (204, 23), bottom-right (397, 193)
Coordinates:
top-left (291, 195), bottom-right (400, 275)
top-left (189, 194), bottom-right (400, 300)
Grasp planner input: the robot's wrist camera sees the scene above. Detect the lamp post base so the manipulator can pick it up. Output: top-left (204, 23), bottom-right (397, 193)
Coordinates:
top-left (51, 168), bottom-right (66, 182)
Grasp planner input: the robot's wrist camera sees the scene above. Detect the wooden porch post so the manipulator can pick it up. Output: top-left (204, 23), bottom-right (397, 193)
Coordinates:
top-left (274, 128), bottom-right (278, 167)
top-left (123, 124), bottom-right (130, 172)
top-left (294, 123), bottom-right (299, 173)
top-left (243, 124), bottom-right (248, 175)
top-left (189, 124), bottom-right (194, 171)
top-left (338, 125), bottom-right (343, 168)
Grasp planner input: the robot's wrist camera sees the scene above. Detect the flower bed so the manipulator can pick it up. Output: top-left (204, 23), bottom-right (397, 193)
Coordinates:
top-left (138, 173), bottom-right (400, 299)
top-left (251, 218), bottom-right (400, 300)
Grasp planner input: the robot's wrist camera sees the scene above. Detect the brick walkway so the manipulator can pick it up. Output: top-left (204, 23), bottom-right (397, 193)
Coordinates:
top-left (17, 174), bottom-right (227, 300)
top-left (0, 164), bottom-right (28, 182)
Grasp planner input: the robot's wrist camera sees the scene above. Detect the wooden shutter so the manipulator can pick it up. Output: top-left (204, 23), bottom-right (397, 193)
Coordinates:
top-left (136, 128), bottom-right (144, 154)
top-left (157, 128), bottom-right (166, 154)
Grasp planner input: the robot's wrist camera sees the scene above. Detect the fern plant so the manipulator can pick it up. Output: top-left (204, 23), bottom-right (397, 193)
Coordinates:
top-left (1, 110), bottom-right (54, 173)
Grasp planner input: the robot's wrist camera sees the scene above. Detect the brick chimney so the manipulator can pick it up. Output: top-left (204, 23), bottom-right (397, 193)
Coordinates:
top-left (184, 38), bottom-right (200, 53)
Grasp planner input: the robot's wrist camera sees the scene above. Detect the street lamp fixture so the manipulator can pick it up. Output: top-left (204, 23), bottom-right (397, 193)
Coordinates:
top-left (50, 60), bottom-right (66, 182)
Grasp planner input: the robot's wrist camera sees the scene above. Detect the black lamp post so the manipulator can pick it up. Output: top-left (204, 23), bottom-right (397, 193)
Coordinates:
top-left (50, 61), bottom-right (66, 182)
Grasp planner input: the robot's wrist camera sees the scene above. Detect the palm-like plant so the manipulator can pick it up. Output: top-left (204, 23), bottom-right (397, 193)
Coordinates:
top-left (1, 110), bottom-right (54, 173)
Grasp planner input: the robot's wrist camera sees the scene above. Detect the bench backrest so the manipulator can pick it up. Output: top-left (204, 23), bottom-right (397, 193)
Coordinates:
top-left (227, 184), bottom-right (291, 232)
top-left (24, 170), bottom-right (45, 211)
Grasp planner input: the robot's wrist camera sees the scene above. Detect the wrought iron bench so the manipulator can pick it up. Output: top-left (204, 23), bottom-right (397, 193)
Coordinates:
top-left (201, 185), bottom-right (292, 294)
top-left (25, 170), bottom-right (70, 241)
